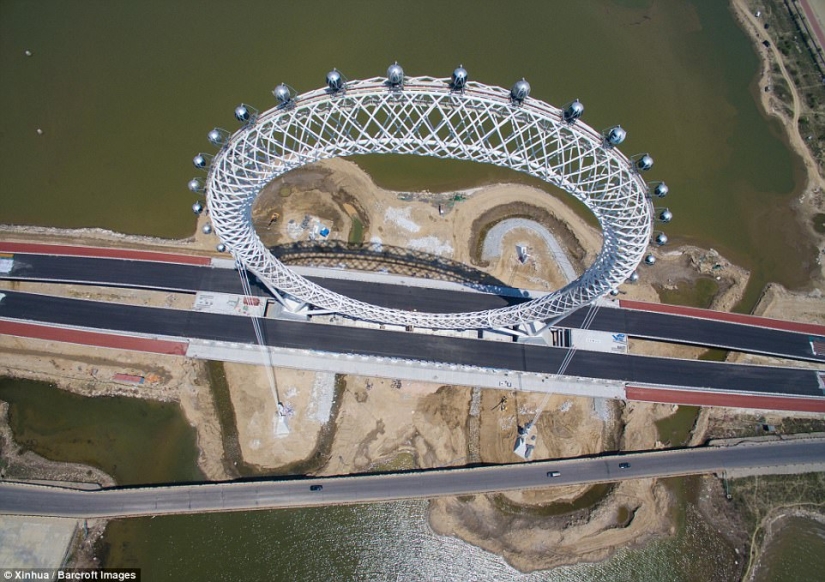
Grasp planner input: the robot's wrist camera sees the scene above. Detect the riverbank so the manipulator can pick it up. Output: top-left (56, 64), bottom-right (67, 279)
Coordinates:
top-left (746, 508), bottom-right (825, 581)
top-left (705, 10), bottom-right (825, 571)
top-left (730, 0), bottom-right (825, 284)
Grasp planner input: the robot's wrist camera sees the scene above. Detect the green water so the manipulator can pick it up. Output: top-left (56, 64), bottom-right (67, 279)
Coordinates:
top-left (0, 0), bottom-right (814, 297)
top-left (0, 377), bottom-right (202, 485)
top-left (754, 516), bottom-right (825, 582)
top-left (101, 491), bottom-right (740, 582)
top-left (655, 406), bottom-right (700, 447)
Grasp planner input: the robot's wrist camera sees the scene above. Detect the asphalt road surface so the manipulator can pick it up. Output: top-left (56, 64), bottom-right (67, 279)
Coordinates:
top-left (3, 254), bottom-right (822, 362)
top-left (0, 290), bottom-right (822, 397)
top-left (0, 439), bottom-right (822, 518)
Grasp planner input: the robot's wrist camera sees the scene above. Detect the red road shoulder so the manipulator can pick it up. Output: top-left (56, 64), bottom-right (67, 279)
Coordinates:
top-left (619, 299), bottom-right (825, 336)
top-left (0, 319), bottom-right (188, 355)
top-left (0, 242), bottom-right (211, 266)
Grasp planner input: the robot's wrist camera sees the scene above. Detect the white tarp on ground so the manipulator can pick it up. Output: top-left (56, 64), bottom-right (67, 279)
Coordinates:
top-left (193, 292), bottom-right (266, 317)
top-left (0, 256), bottom-right (13, 274)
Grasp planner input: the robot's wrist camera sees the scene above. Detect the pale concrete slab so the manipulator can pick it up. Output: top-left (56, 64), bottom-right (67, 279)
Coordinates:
top-left (0, 515), bottom-right (77, 568)
top-left (185, 340), bottom-right (626, 400)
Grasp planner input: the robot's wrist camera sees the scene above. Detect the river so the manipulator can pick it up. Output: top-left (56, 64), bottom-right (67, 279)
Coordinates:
top-left (0, 0), bottom-right (814, 300)
top-left (0, 0), bottom-right (820, 579)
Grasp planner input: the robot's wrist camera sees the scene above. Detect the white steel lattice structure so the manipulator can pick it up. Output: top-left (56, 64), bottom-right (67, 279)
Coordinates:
top-left (204, 74), bottom-right (655, 330)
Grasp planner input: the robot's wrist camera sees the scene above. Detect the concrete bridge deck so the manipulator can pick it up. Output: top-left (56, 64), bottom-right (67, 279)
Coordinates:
top-left (1, 439), bottom-right (823, 519)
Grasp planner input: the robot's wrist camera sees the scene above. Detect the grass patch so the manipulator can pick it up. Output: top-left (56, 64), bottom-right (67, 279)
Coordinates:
top-left (728, 472), bottom-right (825, 537)
top-left (349, 216), bottom-right (364, 244)
top-left (654, 277), bottom-right (718, 309)
top-left (699, 348), bottom-right (729, 361)
top-left (813, 213), bottom-right (825, 234)
top-left (615, 505), bottom-right (633, 527)
top-left (370, 451), bottom-right (416, 472)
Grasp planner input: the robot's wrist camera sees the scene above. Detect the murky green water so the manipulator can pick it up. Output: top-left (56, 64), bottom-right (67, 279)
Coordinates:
top-left (101, 488), bottom-right (739, 582)
top-left (0, 0), bottom-right (814, 296)
top-left (754, 516), bottom-right (825, 582)
top-left (0, 377), bottom-right (202, 485)
top-left (655, 405), bottom-right (700, 447)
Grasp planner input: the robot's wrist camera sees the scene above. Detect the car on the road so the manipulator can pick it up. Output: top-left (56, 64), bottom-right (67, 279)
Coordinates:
top-left (618, 462), bottom-right (631, 469)
top-left (546, 471), bottom-right (561, 478)
top-left (310, 484), bottom-right (323, 491)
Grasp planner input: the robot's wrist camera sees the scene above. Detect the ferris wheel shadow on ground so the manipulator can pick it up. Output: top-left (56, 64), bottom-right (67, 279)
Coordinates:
top-left (270, 240), bottom-right (520, 293)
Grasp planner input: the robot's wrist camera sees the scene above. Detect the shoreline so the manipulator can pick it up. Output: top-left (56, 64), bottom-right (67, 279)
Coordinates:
top-left (745, 508), bottom-right (825, 581)
top-left (723, 3), bottom-right (825, 569)
top-left (729, 0), bottom-right (825, 285)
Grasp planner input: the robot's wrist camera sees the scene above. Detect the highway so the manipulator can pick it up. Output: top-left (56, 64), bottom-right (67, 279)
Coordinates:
top-left (0, 439), bottom-right (822, 518)
top-left (1, 290), bottom-right (823, 398)
top-left (3, 253), bottom-right (822, 362)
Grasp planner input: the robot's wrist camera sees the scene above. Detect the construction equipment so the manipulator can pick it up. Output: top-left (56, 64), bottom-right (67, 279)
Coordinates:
top-left (491, 396), bottom-right (508, 412)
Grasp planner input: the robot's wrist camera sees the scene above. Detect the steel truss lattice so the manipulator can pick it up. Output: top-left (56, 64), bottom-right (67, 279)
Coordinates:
top-left (205, 76), bottom-right (653, 330)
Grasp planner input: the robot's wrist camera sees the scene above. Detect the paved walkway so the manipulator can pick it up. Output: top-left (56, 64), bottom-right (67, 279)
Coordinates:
top-left (0, 320), bottom-right (188, 355)
top-left (481, 218), bottom-right (578, 283)
top-left (0, 515), bottom-right (77, 569)
top-left (626, 385), bottom-right (825, 414)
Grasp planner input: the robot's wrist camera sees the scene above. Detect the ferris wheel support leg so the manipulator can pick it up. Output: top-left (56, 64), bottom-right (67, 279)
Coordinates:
top-left (256, 277), bottom-right (286, 305)
top-left (488, 326), bottom-right (528, 338)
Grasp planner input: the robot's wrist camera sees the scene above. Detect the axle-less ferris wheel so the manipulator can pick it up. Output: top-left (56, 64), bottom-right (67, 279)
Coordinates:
top-left (190, 63), bottom-right (671, 331)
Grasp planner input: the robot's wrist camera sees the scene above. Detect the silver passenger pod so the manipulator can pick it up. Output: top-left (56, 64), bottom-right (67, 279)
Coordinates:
top-left (563, 99), bottom-right (584, 123)
top-left (273, 83), bottom-right (297, 107)
top-left (603, 125), bottom-right (627, 147)
top-left (326, 68), bottom-right (347, 93)
top-left (386, 62), bottom-right (404, 89)
top-left (510, 78), bottom-right (531, 104)
top-left (234, 103), bottom-right (259, 124)
top-left (451, 65), bottom-right (468, 91)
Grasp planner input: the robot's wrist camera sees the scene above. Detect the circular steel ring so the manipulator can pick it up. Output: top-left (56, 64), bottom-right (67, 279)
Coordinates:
top-left (206, 76), bottom-right (653, 329)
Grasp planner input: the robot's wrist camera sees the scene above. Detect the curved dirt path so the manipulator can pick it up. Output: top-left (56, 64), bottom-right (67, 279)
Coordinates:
top-left (731, 0), bottom-right (825, 195)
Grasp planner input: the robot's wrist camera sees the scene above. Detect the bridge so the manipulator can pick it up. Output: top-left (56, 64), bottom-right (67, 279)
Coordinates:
top-left (0, 438), bottom-right (822, 519)
top-left (1, 243), bottom-right (824, 413)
